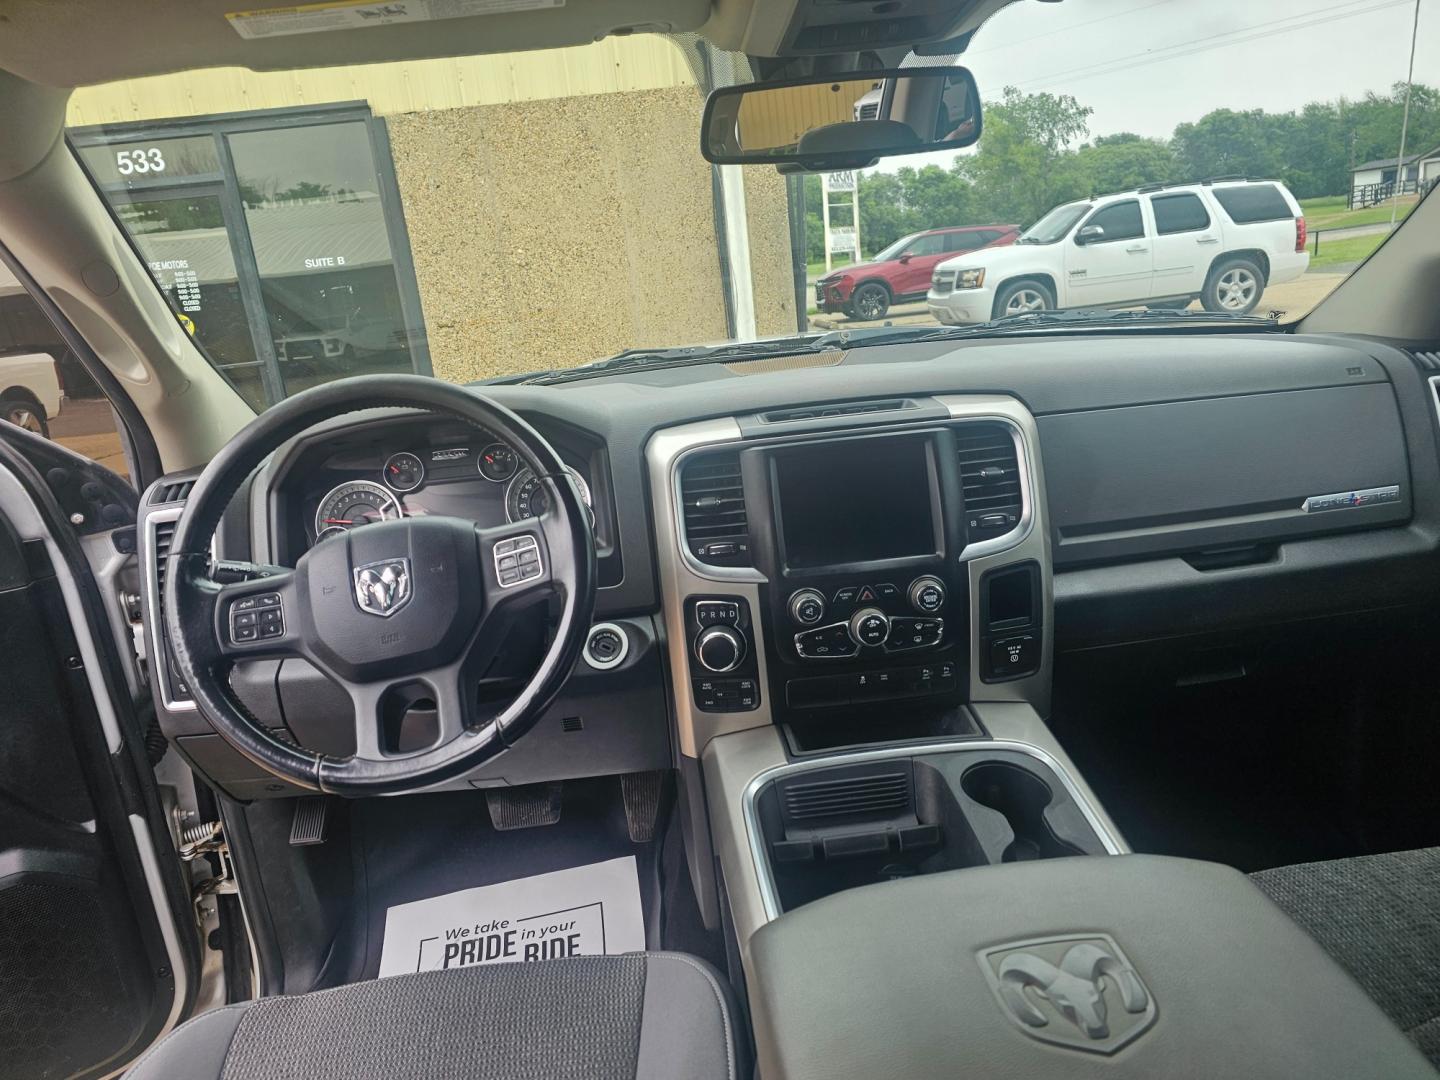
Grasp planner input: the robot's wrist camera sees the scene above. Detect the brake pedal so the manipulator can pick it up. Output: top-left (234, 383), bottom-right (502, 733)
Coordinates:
top-left (486, 782), bottom-right (563, 831)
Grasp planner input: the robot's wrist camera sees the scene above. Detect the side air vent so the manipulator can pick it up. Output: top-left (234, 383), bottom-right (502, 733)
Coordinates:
top-left (782, 771), bottom-right (911, 822)
top-left (679, 451), bottom-right (749, 567)
top-left (956, 422), bottom-right (1023, 542)
top-left (150, 479), bottom-right (194, 505)
top-left (760, 398), bottom-right (911, 423)
top-left (1410, 350), bottom-right (1440, 372)
top-left (151, 519), bottom-right (176, 602)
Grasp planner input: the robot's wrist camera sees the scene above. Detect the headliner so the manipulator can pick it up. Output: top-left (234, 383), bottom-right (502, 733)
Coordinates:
top-left (0, 0), bottom-right (715, 88)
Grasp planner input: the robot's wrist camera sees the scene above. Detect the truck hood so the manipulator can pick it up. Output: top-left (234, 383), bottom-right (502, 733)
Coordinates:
top-left (935, 243), bottom-right (1041, 274)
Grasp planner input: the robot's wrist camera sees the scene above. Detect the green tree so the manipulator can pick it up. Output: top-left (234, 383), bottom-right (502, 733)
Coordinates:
top-left (1075, 133), bottom-right (1179, 194)
top-left (957, 87), bottom-right (1093, 225)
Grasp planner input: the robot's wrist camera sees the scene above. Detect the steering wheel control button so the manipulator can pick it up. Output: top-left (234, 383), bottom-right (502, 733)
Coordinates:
top-left (888, 617), bottom-right (944, 652)
top-left (788, 588), bottom-right (827, 626)
top-left (230, 592), bottom-right (284, 644)
top-left (583, 623), bottom-right (630, 670)
top-left (494, 535), bottom-right (543, 587)
top-left (989, 634), bottom-right (1039, 679)
top-left (849, 607), bottom-right (890, 647)
top-left (909, 576), bottom-right (946, 613)
top-left (695, 626), bottom-right (746, 673)
top-left (794, 623), bottom-right (860, 660)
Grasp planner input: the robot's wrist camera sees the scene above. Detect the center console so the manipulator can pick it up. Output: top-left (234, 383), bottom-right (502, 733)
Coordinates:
top-left (648, 396), bottom-right (1052, 762)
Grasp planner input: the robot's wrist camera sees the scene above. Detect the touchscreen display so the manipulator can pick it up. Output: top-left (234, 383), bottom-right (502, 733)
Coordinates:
top-left (776, 438), bottom-right (936, 569)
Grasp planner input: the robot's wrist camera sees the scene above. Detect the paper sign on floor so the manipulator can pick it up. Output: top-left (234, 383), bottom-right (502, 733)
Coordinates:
top-left (378, 856), bottom-right (645, 977)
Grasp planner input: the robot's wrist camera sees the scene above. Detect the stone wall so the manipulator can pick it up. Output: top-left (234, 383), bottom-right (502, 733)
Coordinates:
top-left (387, 85), bottom-right (796, 382)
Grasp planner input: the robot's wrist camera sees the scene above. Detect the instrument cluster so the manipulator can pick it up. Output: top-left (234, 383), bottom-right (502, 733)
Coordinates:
top-left (308, 438), bottom-right (593, 549)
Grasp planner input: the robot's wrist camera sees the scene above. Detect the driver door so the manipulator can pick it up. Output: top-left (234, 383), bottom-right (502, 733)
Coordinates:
top-left (892, 232), bottom-right (949, 295)
top-left (1064, 199), bottom-right (1155, 307)
top-left (0, 275), bottom-right (200, 1078)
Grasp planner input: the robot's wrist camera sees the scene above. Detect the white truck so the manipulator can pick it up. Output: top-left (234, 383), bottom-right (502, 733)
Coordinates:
top-left (1, 264), bottom-right (63, 437)
top-left (927, 178), bottom-right (1310, 324)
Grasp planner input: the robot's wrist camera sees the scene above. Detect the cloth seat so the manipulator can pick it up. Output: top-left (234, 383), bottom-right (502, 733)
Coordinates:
top-left (1253, 846), bottom-right (1440, 1068)
top-left (126, 952), bottom-right (737, 1080)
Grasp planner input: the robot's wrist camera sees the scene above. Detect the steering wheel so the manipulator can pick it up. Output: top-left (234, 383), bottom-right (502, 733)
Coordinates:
top-left (163, 375), bottom-right (596, 796)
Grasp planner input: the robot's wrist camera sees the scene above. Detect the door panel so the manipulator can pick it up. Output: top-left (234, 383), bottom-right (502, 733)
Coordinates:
top-left (0, 437), bottom-right (193, 1079)
top-left (892, 233), bottom-right (947, 295)
top-left (1148, 193), bottom-right (1218, 297)
top-left (1063, 200), bottom-right (1153, 306)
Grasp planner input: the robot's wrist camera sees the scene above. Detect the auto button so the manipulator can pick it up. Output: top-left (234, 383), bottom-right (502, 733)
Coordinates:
top-left (849, 607), bottom-right (890, 648)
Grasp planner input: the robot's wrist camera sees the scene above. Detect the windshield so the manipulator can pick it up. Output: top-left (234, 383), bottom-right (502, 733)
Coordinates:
top-left (64, 5), bottom-right (1437, 410)
top-left (1017, 203), bottom-right (1091, 245)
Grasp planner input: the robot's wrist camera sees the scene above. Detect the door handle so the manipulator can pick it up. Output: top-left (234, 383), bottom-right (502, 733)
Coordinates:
top-left (1126, 245), bottom-right (1148, 253)
top-left (1196, 236), bottom-right (1220, 245)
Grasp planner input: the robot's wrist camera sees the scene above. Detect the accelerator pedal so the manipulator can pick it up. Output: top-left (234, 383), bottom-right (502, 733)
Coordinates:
top-left (620, 771), bottom-right (667, 843)
top-left (486, 781), bottom-right (563, 831)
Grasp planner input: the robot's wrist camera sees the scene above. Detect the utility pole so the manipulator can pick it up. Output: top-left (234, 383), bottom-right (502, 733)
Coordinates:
top-left (1391, 0), bottom-right (1422, 228)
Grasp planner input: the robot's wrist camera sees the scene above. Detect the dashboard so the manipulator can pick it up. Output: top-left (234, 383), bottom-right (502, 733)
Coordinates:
top-left (136, 329), bottom-right (1440, 800)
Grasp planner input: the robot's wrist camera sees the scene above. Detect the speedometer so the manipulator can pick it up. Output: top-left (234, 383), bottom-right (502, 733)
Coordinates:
top-left (506, 467), bottom-right (592, 524)
top-left (314, 480), bottom-right (402, 538)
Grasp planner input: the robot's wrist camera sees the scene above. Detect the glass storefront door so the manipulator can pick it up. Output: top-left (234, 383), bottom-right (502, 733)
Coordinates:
top-left (70, 105), bottom-right (429, 410)
top-left (115, 187), bottom-right (271, 409)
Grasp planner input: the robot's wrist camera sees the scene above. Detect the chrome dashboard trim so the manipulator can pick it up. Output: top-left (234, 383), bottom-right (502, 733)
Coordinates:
top-left (648, 396), bottom-right (1055, 754)
top-left (739, 737), bottom-right (1127, 922)
top-left (647, 418), bottom-right (775, 758)
top-left (144, 505), bottom-right (196, 713)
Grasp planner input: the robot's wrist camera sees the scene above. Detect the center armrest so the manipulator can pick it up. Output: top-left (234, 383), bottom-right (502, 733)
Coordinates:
top-left (748, 854), bottom-right (1436, 1079)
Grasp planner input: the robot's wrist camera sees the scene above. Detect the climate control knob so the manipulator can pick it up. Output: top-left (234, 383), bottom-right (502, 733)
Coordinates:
top-left (788, 588), bottom-right (827, 626)
top-left (695, 626), bottom-right (746, 673)
top-left (849, 607), bottom-right (890, 648)
top-left (909, 576), bottom-right (946, 614)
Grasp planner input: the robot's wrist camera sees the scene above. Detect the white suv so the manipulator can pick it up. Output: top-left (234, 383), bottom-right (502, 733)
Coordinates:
top-left (927, 179), bottom-right (1310, 324)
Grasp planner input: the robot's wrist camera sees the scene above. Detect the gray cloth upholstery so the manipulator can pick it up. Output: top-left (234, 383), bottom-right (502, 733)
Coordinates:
top-left (1253, 846), bottom-right (1440, 1067)
top-left (126, 953), bottom-right (736, 1080)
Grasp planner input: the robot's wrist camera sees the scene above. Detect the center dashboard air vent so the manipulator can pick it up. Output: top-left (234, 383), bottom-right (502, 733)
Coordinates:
top-left (956, 422), bottom-right (1023, 543)
top-left (679, 451), bottom-right (750, 567)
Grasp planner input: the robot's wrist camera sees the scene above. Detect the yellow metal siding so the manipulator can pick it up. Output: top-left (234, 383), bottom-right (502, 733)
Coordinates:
top-left (66, 36), bottom-right (695, 125)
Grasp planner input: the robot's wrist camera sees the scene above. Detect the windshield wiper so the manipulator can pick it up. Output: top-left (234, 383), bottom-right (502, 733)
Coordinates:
top-left (523, 335), bottom-right (855, 384)
top-left (841, 306), bottom-right (1280, 348)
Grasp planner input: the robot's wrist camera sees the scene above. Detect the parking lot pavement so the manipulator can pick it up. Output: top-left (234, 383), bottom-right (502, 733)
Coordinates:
top-left (47, 396), bottom-right (130, 481)
top-left (807, 272), bottom-right (1349, 331)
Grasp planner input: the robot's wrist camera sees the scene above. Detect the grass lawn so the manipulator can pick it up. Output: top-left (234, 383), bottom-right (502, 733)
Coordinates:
top-left (1310, 231), bottom-right (1386, 269)
top-left (1301, 194), bottom-right (1416, 231)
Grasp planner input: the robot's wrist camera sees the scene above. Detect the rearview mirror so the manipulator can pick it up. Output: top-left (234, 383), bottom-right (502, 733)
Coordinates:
top-left (701, 67), bottom-right (982, 171)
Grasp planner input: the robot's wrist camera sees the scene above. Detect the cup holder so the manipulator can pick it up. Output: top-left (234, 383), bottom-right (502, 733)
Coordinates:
top-left (960, 761), bottom-right (1084, 862)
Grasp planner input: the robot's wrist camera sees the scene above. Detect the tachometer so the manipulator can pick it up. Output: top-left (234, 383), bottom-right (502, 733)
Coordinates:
top-left (314, 480), bottom-right (402, 537)
top-left (506, 467), bottom-right (592, 524)
top-left (382, 451), bottom-right (425, 492)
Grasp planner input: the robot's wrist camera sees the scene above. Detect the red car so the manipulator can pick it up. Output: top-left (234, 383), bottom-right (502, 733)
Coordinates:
top-left (815, 224), bottom-right (1020, 320)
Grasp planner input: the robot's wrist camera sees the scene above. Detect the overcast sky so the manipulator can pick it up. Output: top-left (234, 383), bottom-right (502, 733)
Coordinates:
top-left (877, 0), bottom-right (1436, 170)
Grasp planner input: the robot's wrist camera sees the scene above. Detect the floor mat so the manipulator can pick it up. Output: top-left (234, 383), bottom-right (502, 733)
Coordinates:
top-left (377, 855), bottom-right (646, 976)
top-left (321, 779), bottom-right (662, 987)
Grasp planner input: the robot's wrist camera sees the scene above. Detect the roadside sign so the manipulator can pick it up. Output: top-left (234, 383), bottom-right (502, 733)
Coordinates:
top-left (825, 170), bottom-right (857, 193)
